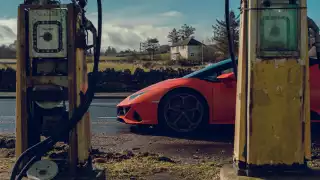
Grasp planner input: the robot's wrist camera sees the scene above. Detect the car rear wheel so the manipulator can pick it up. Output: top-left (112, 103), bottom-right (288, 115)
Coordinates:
top-left (158, 89), bottom-right (208, 133)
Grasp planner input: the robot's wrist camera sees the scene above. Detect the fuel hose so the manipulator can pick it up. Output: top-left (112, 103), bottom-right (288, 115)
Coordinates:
top-left (10, 0), bottom-right (102, 179)
top-left (225, 0), bottom-right (238, 79)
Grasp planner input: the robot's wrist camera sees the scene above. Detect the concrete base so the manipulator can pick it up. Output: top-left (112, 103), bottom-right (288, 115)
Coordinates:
top-left (220, 164), bottom-right (320, 180)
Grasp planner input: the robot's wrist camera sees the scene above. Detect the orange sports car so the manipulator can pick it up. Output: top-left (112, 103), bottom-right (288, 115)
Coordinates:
top-left (117, 58), bottom-right (320, 133)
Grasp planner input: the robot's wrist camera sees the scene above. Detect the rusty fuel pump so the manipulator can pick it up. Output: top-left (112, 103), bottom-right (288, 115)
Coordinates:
top-left (10, 0), bottom-right (102, 179)
top-left (223, 0), bottom-right (320, 178)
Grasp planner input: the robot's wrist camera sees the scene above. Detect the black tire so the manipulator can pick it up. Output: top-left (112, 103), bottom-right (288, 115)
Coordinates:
top-left (157, 88), bottom-right (209, 133)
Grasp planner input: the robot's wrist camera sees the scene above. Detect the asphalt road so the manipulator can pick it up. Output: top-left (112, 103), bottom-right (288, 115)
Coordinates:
top-left (0, 98), bottom-right (319, 169)
top-left (0, 59), bottom-right (16, 64)
top-left (0, 98), bottom-right (132, 135)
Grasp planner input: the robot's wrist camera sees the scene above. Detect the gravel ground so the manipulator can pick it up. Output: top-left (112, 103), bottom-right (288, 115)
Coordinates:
top-left (0, 126), bottom-right (234, 179)
top-left (0, 125), bottom-right (319, 179)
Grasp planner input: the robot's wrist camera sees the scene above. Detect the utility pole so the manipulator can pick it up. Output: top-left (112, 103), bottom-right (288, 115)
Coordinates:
top-left (201, 40), bottom-right (204, 65)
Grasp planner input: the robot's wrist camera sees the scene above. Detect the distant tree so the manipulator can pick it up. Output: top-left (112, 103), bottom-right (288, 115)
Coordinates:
top-left (212, 10), bottom-right (240, 58)
top-left (141, 38), bottom-right (160, 60)
top-left (178, 24), bottom-right (196, 40)
top-left (159, 45), bottom-right (170, 53)
top-left (104, 46), bottom-right (117, 55)
top-left (0, 41), bottom-right (16, 58)
top-left (8, 40), bottom-right (17, 50)
top-left (124, 49), bottom-right (132, 53)
top-left (167, 28), bottom-right (180, 44)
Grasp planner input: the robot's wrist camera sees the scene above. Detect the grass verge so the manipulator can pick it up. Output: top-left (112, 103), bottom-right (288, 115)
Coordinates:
top-left (0, 158), bottom-right (220, 180)
top-left (97, 154), bottom-right (220, 180)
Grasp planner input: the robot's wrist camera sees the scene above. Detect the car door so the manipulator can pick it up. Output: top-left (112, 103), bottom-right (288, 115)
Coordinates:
top-left (212, 67), bottom-right (237, 124)
top-left (310, 58), bottom-right (320, 120)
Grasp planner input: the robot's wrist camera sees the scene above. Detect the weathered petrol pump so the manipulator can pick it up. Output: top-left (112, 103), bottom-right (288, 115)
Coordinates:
top-left (11, 0), bottom-right (102, 179)
top-left (231, 0), bottom-right (316, 177)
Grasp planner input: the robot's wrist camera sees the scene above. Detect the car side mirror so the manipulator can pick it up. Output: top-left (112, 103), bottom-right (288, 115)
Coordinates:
top-left (217, 72), bottom-right (236, 83)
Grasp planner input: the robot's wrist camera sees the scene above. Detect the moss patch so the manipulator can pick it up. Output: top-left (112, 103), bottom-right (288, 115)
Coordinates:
top-left (95, 152), bottom-right (221, 180)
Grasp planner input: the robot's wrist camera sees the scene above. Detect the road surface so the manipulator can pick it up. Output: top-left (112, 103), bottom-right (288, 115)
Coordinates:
top-left (0, 59), bottom-right (16, 64)
top-left (0, 98), bottom-right (319, 180)
top-left (0, 98), bottom-right (131, 135)
top-left (0, 98), bottom-right (235, 163)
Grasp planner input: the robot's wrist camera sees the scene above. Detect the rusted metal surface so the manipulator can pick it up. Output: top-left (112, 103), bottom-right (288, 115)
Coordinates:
top-left (30, 89), bottom-right (68, 101)
top-left (15, 4), bottom-right (29, 157)
top-left (15, 3), bottom-right (93, 177)
top-left (234, 0), bottom-right (311, 174)
top-left (27, 76), bottom-right (68, 87)
top-left (234, 0), bottom-right (248, 164)
top-left (67, 4), bottom-right (78, 176)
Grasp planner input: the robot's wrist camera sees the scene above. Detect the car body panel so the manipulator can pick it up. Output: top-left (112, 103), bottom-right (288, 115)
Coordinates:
top-left (117, 58), bottom-right (320, 126)
top-left (310, 64), bottom-right (320, 114)
top-left (117, 78), bottom-right (215, 124)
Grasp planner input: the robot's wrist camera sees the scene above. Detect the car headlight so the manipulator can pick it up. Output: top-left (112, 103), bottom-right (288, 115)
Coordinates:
top-left (129, 91), bottom-right (147, 100)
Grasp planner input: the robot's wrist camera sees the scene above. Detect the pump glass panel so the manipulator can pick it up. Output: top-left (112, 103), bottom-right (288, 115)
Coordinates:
top-left (258, 3), bottom-right (299, 57)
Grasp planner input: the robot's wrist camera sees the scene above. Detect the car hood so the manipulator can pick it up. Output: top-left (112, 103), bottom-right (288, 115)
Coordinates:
top-left (133, 78), bottom-right (182, 94)
top-left (118, 78), bottom-right (184, 106)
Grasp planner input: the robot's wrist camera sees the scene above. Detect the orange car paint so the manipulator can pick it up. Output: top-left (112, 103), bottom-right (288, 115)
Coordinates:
top-left (310, 64), bottom-right (320, 114)
top-left (117, 63), bottom-right (320, 125)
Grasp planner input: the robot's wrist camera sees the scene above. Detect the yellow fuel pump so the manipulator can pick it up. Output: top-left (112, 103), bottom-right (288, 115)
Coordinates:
top-left (11, 0), bottom-right (103, 179)
top-left (230, 0), bottom-right (314, 177)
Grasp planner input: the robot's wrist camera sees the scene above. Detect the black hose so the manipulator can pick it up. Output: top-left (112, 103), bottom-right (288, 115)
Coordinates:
top-left (10, 0), bottom-right (102, 179)
top-left (225, 0), bottom-right (238, 79)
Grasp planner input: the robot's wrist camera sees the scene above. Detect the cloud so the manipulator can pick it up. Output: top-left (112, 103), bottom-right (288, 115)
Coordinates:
top-left (0, 7), bottom-right (211, 51)
top-left (0, 18), bottom-right (17, 46)
top-left (159, 11), bottom-right (183, 17)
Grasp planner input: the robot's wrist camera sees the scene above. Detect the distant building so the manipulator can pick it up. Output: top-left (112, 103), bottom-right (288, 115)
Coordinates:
top-left (170, 37), bottom-right (205, 61)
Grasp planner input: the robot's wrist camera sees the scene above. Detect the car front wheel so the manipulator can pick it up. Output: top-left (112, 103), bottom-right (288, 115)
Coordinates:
top-left (158, 89), bottom-right (208, 133)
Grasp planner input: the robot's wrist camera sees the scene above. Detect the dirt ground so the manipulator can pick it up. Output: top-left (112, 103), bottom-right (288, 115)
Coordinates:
top-left (0, 125), bottom-right (320, 180)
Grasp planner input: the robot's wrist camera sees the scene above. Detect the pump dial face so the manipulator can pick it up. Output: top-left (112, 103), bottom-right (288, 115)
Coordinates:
top-left (28, 9), bottom-right (68, 58)
top-left (33, 21), bottom-right (62, 54)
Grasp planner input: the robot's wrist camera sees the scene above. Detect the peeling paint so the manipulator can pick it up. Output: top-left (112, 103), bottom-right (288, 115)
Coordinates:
top-left (253, 89), bottom-right (270, 106)
top-left (234, 0), bottom-right (311, 171)
top-left (297, 58), bottom-right (305, 65)
top-left (275, 85), bottom-right (283, 96)
top-left (248, 59), bottom-right (306, 165)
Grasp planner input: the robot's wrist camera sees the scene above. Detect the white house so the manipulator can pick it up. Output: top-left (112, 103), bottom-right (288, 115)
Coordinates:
top-left (170, 37), bottom-right (205, 61)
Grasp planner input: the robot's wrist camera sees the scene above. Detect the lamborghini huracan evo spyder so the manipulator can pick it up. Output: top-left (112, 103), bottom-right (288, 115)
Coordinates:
top-left (117, 58), bottom-right (320, 133)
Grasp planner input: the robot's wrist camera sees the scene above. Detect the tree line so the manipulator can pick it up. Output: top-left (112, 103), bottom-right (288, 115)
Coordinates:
top-left (167, 24), bottom-right (196, 44)
top-left (138, 11), bottom-right (240, 62)
top-left (166, 11), bottom-right (240, 60)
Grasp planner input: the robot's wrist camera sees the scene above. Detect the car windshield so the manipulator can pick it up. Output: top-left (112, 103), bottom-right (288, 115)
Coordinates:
top-left (183, 58), bottom-right (236, 81)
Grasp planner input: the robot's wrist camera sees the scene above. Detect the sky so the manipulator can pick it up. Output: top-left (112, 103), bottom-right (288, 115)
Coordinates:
top-left (0, 0), bottom-right (320, 51)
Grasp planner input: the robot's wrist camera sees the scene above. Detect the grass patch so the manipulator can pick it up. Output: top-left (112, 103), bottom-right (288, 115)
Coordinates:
top-left (160, 53), bottom-right (170, 61)
top-left (0, 152), bottom-right (220, 180)
top-left (0, 158), bottom-right (15, 170)
top-left (86, 56), bottom-right (127, 62)
top-left (96, 155), bottom-right (220, 180)
top-left (0, 64), bottom-right (16, 70)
